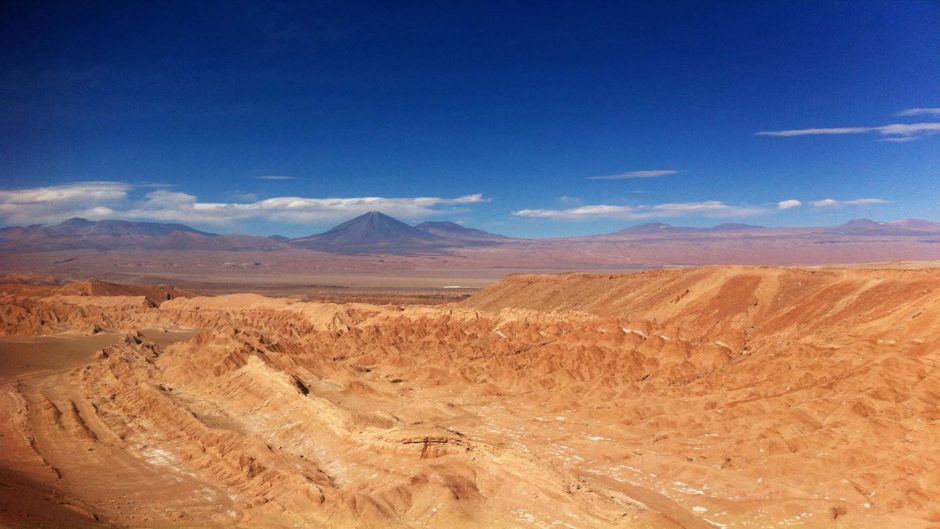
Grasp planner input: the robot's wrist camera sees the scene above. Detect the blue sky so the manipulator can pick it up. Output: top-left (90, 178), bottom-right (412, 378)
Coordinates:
top-left (1, 1), bottom-right (939, 237)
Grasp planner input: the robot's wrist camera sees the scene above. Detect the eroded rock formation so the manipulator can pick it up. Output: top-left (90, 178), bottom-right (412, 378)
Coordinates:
top-left (1, 265), bottom-right (939, 528)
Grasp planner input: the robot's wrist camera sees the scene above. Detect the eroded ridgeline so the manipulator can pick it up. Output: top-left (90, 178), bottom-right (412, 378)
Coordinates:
top-left (1, 266), bottom-right (939, 529)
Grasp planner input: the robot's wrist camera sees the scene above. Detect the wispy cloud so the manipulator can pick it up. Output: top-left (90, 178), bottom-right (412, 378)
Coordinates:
top-left (757, 122), bottom-right (940, 141)
top-left (811, 198), bottom-right (889, 208)
top-left (843, 198), bottom-right (890, 206)
top-left (586, 169), bottom-right (679, 180)
top-left (513, 200), bottom-right (764, 220)
top-left (897, 107), bottom-right (940, 117)
top-left (876, 123), bottom-right (940, 137)
top-left (0, 182), bottom-right (488, 226)
top-left (757, 127), bottom-right (873, 137)
top-left (253, 175), bottom-right (296, 180)
top-left (777, 199), bottom-right (802, 210)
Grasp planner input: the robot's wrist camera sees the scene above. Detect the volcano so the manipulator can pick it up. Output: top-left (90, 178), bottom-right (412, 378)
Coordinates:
top-left (290, 211), bottom-right (449, 254)
top-left (414, 220), bottom-right (508, 242)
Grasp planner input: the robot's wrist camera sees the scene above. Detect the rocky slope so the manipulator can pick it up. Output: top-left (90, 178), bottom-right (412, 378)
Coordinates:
top-left (1, 265), bottom-right (939, 528)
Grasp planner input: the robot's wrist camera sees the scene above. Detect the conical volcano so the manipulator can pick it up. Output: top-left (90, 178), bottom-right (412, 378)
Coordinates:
top-left (290, 211), bottom-right (446, 254)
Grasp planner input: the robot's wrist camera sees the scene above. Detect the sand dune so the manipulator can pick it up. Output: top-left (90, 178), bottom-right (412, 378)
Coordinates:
top-left (1, 265), bottom-right (939, 528)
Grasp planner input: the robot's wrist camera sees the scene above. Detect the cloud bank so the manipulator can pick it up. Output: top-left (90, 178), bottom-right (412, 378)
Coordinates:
top-left (756, 122), bottom-right (940, 141)
top-left (897, 108), bottom-right (940, 117)
top-left (0, 182), bottom-right (487, 226)
top-left (0, 182), bottom-right (129, 225)
top-left (586, 170), bottom-right (679, 180)
top-left (513, 201), bottom-right (765, 220)
top-left (515, 196), bottom-right (891, 220)
top-left (811, 198), bottom-right (889, 208)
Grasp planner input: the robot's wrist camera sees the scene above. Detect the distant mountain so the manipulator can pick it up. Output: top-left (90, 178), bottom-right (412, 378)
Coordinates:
top-left (709, 223), bottom-right (765, 231)
top-left (290, 213), bottom-right (510, 254)
top-left (291, 211), bottom-right (448, 254)
top-left (829, 218), bottom-right (940, 236)
top-left (614, 222), bottom-right (684, 234)
top-left (4, 215), bottom-right (939, 257)
top-left (614, 222), bottom-right (765, 235)
top-left (887, 219), bottom-right (940, 231)
top-left (832, 218), bottom-right (884, 234)
top-left (414, 221), bottom-right (508, 241)
top-left (0, 218), bottom-right (285, 251)
top-left (21, 217), bottom-right (211, 237)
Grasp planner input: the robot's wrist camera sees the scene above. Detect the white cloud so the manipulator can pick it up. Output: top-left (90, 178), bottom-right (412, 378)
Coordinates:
top-left (811, 198), bottom-right (889, 208)
top-left (142, 190), bottom-right (198, 208)
top-left (0, 181), bottom-right (128, 204)
top-left (0, 182), bottom-right (488, 226)
top-left (777, 199), bottom-right (802, 210)
top-left (878, 136), bottom-right (921, 143)
top-left (897, 108), bottom-right (940, 117)
top-left (126, 192), bottom-right (488, 225)
top-left (0, 182), bottom-right (130, 225)
top-left (757, 122), bottom-right (940, 141)
top-left (876, 123), bottom-right (940, 137)
top-left (843, 198), bottom-right (890, 206)
top-left (757, 127), bottom-right (873, 137)
top-left (253, 175), bottom-right (296, 180)
top-left (587, 170), bottom-right (679, 180)
top-left (513, 200), bottom-right (764, 220)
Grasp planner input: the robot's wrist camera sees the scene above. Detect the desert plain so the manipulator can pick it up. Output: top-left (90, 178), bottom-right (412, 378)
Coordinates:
top-left (2, 263), bottom-right (940, 529)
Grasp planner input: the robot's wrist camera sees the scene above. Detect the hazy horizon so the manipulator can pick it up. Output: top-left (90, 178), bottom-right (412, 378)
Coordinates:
top-left (5, 209), bottom-right (940, 241)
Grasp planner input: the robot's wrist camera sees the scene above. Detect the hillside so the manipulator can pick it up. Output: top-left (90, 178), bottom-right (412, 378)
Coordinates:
top-left (52, 279), bottom-right (193, 305)
top-left (463, 264), bottom-right (940, 332)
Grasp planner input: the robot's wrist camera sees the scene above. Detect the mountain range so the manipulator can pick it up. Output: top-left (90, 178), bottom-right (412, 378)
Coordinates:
top-left (0, 218), bottom-right (283, 252)
top-left (610, 219), bottom-right (940, 237)
top-left (1, 213), bottom-right (939, 256)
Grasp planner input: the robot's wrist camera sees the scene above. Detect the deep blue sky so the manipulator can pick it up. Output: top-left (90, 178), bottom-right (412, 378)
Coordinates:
top-left (1, 1), bottom-right (939, 237)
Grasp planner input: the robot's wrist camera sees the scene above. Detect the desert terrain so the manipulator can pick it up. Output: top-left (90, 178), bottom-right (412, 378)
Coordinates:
top-left (4, 218), bottom-right (940, 270)
top-left (2, 264), bottom-right (939, 529)
top-left (3, 215), bottom-right (940, 304)
top-left (5, 1), bottom-right (938, 527)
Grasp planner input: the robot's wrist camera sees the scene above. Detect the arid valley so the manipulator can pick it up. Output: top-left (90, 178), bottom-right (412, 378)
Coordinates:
top-left (2, 260), bottom-right (940, 529)
top-left (4, 2), bottom-right (940, 527)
